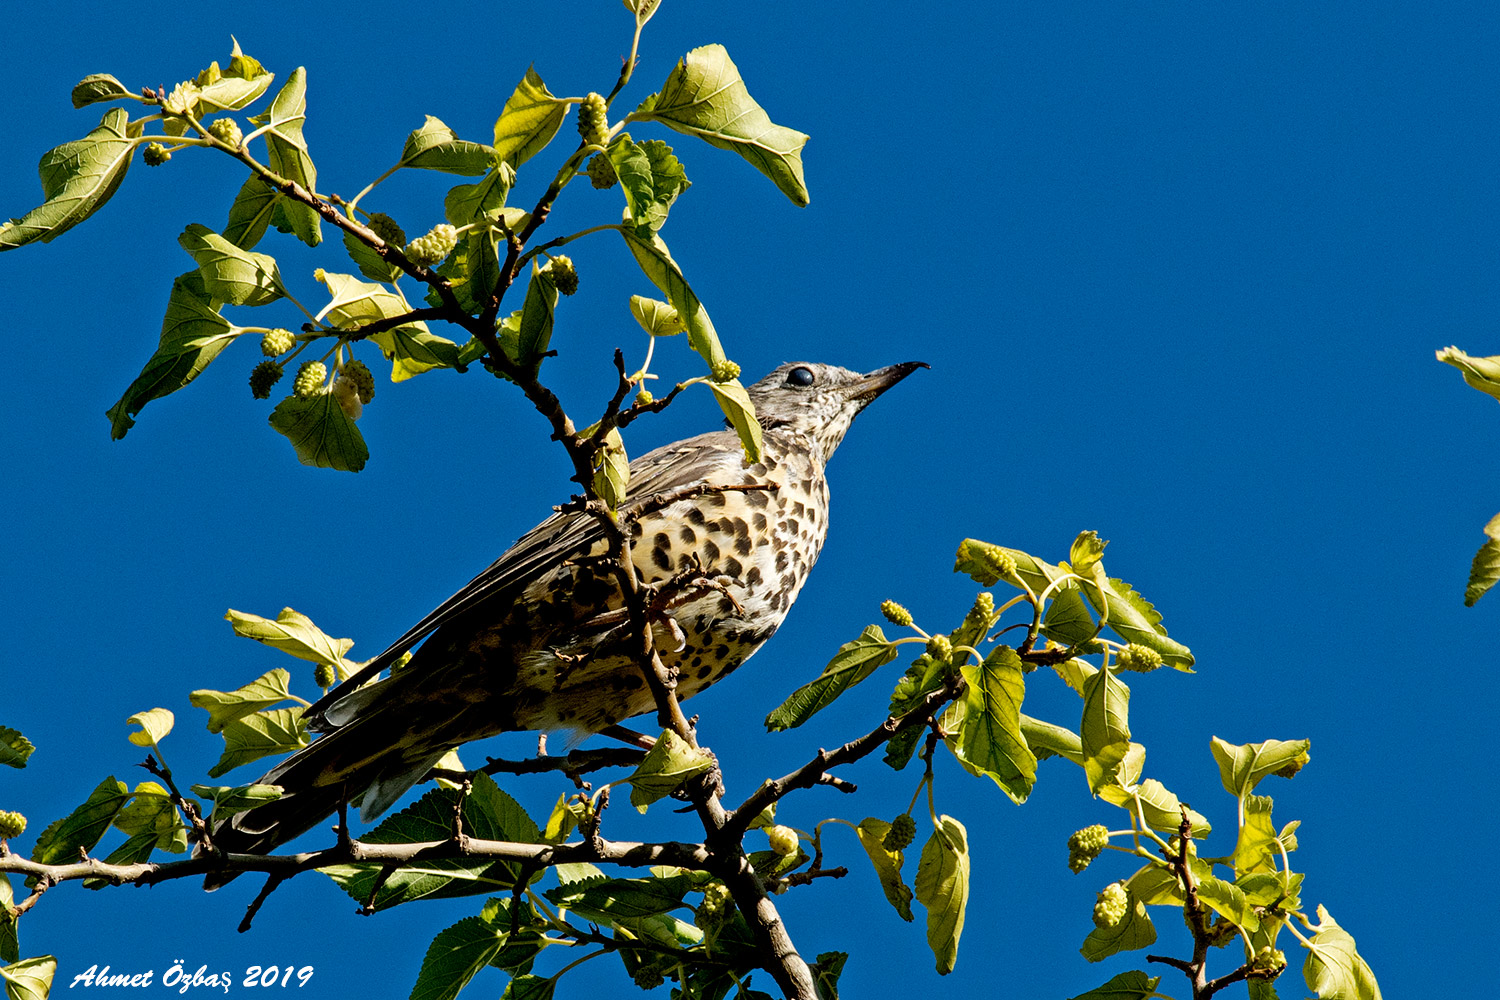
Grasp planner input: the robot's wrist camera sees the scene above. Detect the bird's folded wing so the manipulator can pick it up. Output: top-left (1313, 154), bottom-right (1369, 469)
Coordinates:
top-left (306, 430), bottom-right (743, 724)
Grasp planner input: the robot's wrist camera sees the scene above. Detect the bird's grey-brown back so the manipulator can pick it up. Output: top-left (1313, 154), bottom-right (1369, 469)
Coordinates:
top-left (204, 361), bottom-right (922, 878)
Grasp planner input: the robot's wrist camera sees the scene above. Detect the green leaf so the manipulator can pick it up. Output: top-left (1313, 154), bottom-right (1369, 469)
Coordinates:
top-left (254, 67), bottom-right (320, 246)
top-left (0, 107), bottom-right (135, 250)
top-left (492, 68), bottom-right (569, 168)
top-left (1465, 511), bottom-right (1500, 606)
top-left (207, 707), bottom-right (309, 778)
top-left (633, 45), bottom-right (809, 206)
top-left (607, 136), bottom-right (691, 232)
top-left (189, 782), bottom-right (283, 817)
top-left (223, 175), bottom-right (281, 249)
top-left (409, 915), bottom-right (512, 1000)
top-left (590, 428), bottom-right (630, 511)
top-left (126, 708), bottom-right (174, 748)
top-left (1196, 874), bottom-right (1260, 932)
top-left (619, 228), bottom-right (726, 369)
top-left (765, 625), bottom-right (896, 731)
top-left (189, 668), bottom-right (295, 734)
top-left (111, 781), bottom-right (186, 852)
top-left (1080, 888), bottom-right (1156, 962)
top-left (545, 873), bottom-right (695, 923)
top-left (1081, 668), bottom-right (1131, 792)
top-left (430, 230), bottom-right (503, 313)
top-left (195, 39), bottom-right (275, 113)
top-left (1437, 344), bottom-right (1500, 402)
top-left (953, 646), bottom-right (1035, 803)
top-left (953, 539), bottom-right (1060, 593)
top-left (707, 378), bottom-right (763, 463)
top-left (913, 815), bottom-right (969, 975)
top-left (106, 272), bottom-right (236, 439)
top-left (1090, 577), bottom-right (1194, 672)
top-left (1099, 777), bottom-right (1212, 836)
top-left (1238, 871), bottom-right (1303, 911)
top-left (343, 226), bottom-right (402, 283)
top-left (370, 325), bottom-right (462, 383)
top-left (0, 956), bottom-right (56, 1000)
top-left (314, 269), bottom-right (409, 327)
top-left (323, 774), bottom-right (540, 910)
top-left (511, 261), bottom-right (558, 370)
top-left (399, 116), bottom-right (494, 175)
top-left (0, 878), bottom-right (17, 963)
top-left (444, 167), bottom-right (516, 227)
top-left (883, 726), bottom-right (923, 771)
top-left (28, 777), bottom-right (130, 877)
top-left (269, 390), bottom-right (369, 472)
top-left (1018, 713), bottom-right (1084, 765)
top-left (629, 295), bottom-right (682, 337)
top-left (224, 607), bottom-right (354, 668)
top-left (1233, 794), bottom-right (1286, 874)
top-left (1066, 970), bottom-right (1162, 1000)
top-left (71, 74), bottom-right (133, 109)
top-left (811, 952), bottom-right (848, 1000)
top-left (1042, 583), bottom-right (1104, 650)
top-left (0, 729), bottom-right (34, 769)
top-left (1124, 863), bottom-right (1183, 907)
top-left (179, 222), bottom-right (286, 306)
top-left (1051, 657), bottom-right (1099, 697)
top-left (853, 818), bottom-right (914, 922)
top-left (1210, 737), bottom-right (1311, 798)
top-left (501, 975), bottom-right (555, 1000)
top-left (627, 730), bottom-right (714, 812)
top-left (1303, 906), bottom-right (1382, 1000)
top-left (83, 830), bottom-right (159, 888)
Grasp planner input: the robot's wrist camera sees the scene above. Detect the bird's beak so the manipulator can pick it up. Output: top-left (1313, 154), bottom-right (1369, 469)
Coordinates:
top-left (848, 361), bottom-right (929, 405)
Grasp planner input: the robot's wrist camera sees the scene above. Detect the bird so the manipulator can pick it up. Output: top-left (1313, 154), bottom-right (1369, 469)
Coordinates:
top-left (204, 360), bottom-right (925, 881)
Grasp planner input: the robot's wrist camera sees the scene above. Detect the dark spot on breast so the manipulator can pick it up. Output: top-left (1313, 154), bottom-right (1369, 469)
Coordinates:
top-left (749, 462), bottom-right (768, 476)
top-left (747, 489), bottom-right (769, 508)
top-left (652, 546), bottom-right (672, 571)
top-left (734, 535), bottom-right (752, 557)
top-left (787, 518), bottom-right (800, 536)
top-left (776, 551), bottom-right (789, 572)
top-left (703, 539), bottom-right (721, 563)
top-left (715, 644), bottom-right (731, 659)
top-left (630, 521), bottom-right (644, 537)
top-left (696, 664), bottom-right (713, 679)
top-left (792, 501), bottom-right (805, 518)
top-left (717, 597), bottom-right (736, 614)
top-left (753, 512), bottom-right (768, 532)
top-left (713, 517), bottom-right (735, 534)
top-left (654, 531), bottom-right (671, 550)
top-left (723, 557), bottom-right (743, 577)
top-left (746, 567), bottom-right (763, 586)
top-left (680, 525), bottom-right (697, 544)
top-left (687, 507), bottom-right (706, 525)
top-left (708, 491), bottom-right (728, 508)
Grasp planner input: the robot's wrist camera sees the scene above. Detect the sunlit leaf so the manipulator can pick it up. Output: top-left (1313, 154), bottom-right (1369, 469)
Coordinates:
top-left (126, 708), bottom-right (174, 748)
top-left (492, 68), bottom-right (569, 168)
top-left (766, 625), bottom-right (896, 731)
top-left (253, 68), bottom-right (320, 245)
top-left (913, 815), bottom-right (969, 975)
top-left (619, 228), bottom-right (725, 368)
top-left (71, 74), bottom-right (134, 109)
top-left (1080, 888), bottom-right (1155, 962)
top-left (206, 708), bottom-right (309, 778)
top-left (1465, 511), bottom-right (1500, 606)
top-left (1303, 906), bottom-right (1382, 1000)
top-left (269, 389), bottom-right (370, 471)
top-left (707, 378), bottom-right (763, 463)
top-left (28, 777), bottom-right (130, 879)
top-left (0, 107), bottom-right (134, 250)
top-left (627, 730), bottom-right (714, 812)
top-left (953, 646), bottom-right (1035, 803)
top-left (1209, 737), bottom-right (1311, 798)
top-left (853, 818), bottom-right (914, 922)
top-left (178, 222), bottom-right (284, 306)
top-left (399, 116), bottom-right (494, 175)
top-left (0, 728), bottom-right (34, 770)
top-left (189, 668), bottom-right (296, 734)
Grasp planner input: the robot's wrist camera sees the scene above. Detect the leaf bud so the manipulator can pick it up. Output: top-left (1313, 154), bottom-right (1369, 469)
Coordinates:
top-left (260, 328), bottom-right (297, 357)
top-left (710, 359), bottom-right (741, 383)
top-left (577, 92), bottom-right (610, 148)
top-left (249, 360), bottom-right (283, 400)
top-left (634, 388), bottom-right (654, 406)
top-left (766, 824), bottom-right (799, 857)
top-left (0, 810), bottom-right (26, 840)
top-left (880, 599), bottom-right (914, 628)
top-left (546, 255), bottom-right (579, 296)
top-left (143, 142), bottom-right (172, 167)
top-left (293, 361), bottom-right (327, 399)
top-left (208, 117), bottom-right (243, 148)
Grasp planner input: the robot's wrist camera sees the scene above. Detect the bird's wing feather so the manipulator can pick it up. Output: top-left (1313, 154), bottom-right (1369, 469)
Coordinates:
top-left (307, 430), bottom-right (743, 723)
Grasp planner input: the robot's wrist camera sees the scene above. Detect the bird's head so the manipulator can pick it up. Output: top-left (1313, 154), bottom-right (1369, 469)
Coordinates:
top-left (744, 361), bottom-right (928, 460)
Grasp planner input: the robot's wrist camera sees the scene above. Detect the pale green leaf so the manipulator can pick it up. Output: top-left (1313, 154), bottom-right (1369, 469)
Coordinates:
top-left (369, 325), bottom-right (462, 382)
top-left (590, 427), bottom-right (630, 511)
top-left (913, 815), bottom-right (969, 975)
top-left (627, 730), bottom-right (714, 812)
top-left (1437, 345), bottom-right (1500, 402)
top-left (178, 222), bottom-right (284, 305)
top-left (343, 226), bottom-right (403, 283)
top-left (0, 956), bottom-right (56, 1000)
top-left (707, 378), bottom-right (763, 463)
top-left (268, 389), bottom-right (370, 472)
top-left (619, 228), bottom-right (725, 368)
top-left (106, 272), bottom-right (235, 439)
top-left (954, 646), bottom-right (1035, 803)
top-left (1090, 577), bottom-right (1194, 671)
top-left (189, 668), bottom-right (296, 734)
top-left (195, 39), bottom-right (274, 113)
top-left (1124, 863), bottom-right (1183, 907)
top-left (28, 777), bottom-right (130, 876)
top-left (765, 625), bottom-right (896, 731)
top-left (430, 230), bottom-right (503, 313)
top-left (0, 877), bottom-right (16, 962)
top-left (189, 782), bottom-right (283, 817)
top-left (1099, 777), bottom-right (1212, 836)
top-left (853, 818), bottom-right (914, 922)
top-left (1066, 970), bottom-right (1162, 1000)
top-left (223, 174), bottom-right (280, 249)
top-left (0, 108), bottom-right (135, 250)
top-left (1196, 874), bottom-right (1260, 931)
top-left (1051, 657), bottom-right (1099, 697)
top-left (492, 68), bottom-right (569, 168)
top-left (71, 74), bottom-right (134, 109)
top-left (1209, 737), bottom-right (1311, 798)
top-left (399, 116), bottom-right (494, 175)
top-left (1018, 713), bottom-right (1084, 765)
top-left (512, 261), bottom-right (558, 371)
top-left (126, 708), bottom-right (174, 748)
top-left (1081, 668), bottom-right (1131, 792)
top-left (111, 781), bottom-right (186, 852)
top-left (207, 707), bottom-right (309, 778)
top-left (633, 44), bottom-right (809, 206)
top-left (607, 135), bottom-right (691, 232)
top-left (0, 728), bottom-right (34, 770)
top-left (254, 68), bottom-right (319, 245)
top-left (1303, 906), bottom-right (1382, 1000)
top-left (629, 295), bottom-right (682, 336)
top-left (1080, 889), bottom-right (1156, 962)
top-left (444, 167), bottom-right (516, 227)
top-left (1233, 794), bottom-right (1286, 874)
top-left (1465, 511), bottom-right (1500, 606)
top-left (224, 607), bottom-right (353, 667)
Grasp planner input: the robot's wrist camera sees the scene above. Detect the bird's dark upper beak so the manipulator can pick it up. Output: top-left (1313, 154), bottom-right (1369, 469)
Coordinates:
top-left (849, 361), bottom-right (929, 404)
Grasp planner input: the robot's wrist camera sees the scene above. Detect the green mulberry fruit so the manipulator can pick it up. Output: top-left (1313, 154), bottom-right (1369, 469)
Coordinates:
top-left (547, 255), bottom-right (580, 296)
top-left (1068, 824), bottom-right (1109, 872)
top-left (404, 224), bottom-right (459, 266)
top-left (365, 212), bottom-right (406, 248)
top-left (0, 810), bottom-right (26, 840)
top-left (925, 634), bottom-right (953, 661)
top-left (1247, 946), bottom-right (1287, 978)
top-left (249, 360), bottom-right (283, 400)
top-left (314, 662), bottom-right (336, 688)
top-left (143, 142), bottom-right (172, 167)
top-left (1116, 643), bottom-right (1164, 673)
top-left (586, 153), bottom-right (618, 189)
top-left (208, 117), bottom-right (243, 148)
top-left (293, 361), bottom-right (327, 399)
top-left (634, 388), bottom-right (654, 406)
top-left (766, 824), bottom-right (800, 857)
top-left (697, 882), bottom-right (732, 920)
top-left (967, 591), bottom-right (995, 623)
top-left (710, 359), bottom-right (741, 383)
top-left (881, 600), bottom-right (913, 628)
top-left (261, 328), bottom-right (296, 357)
top-left (343, 359), bottom-right (376, 404)
top-left (882, 813), bottom-right (917, 851)
top-left (1093, 882), bottom-right (1129, 928)
top-left (577, 92), bottom-right (610, 148)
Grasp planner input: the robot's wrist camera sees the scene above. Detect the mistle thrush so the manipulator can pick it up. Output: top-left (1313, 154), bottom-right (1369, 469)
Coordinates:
top-left (205, 361), bottom-right (925, 876)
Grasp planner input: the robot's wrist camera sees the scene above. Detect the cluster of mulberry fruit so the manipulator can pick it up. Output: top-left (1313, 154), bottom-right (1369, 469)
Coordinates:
top-left (882, 813), bottom-right (917, 851)
top-left (1068, 824), bottom-right (1109, 872)
top-left (404, 224), bottom-right (458, 266)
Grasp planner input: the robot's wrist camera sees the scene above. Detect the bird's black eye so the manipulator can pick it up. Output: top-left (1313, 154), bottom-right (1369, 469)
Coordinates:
top-left (785, 366), bottom-right (815, 387)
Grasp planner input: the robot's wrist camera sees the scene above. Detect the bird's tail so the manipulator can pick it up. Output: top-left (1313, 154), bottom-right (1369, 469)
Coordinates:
top-left (200, 689), bottom-right (466, 891)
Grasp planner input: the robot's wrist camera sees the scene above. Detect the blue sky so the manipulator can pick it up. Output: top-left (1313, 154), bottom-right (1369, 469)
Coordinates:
top-left (2, 2), bottom-right (1496, 996)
